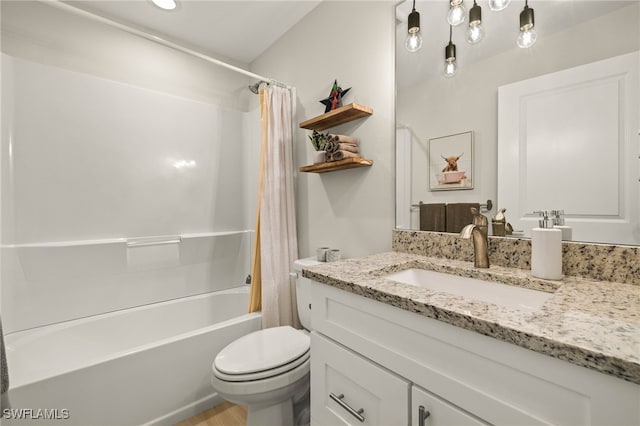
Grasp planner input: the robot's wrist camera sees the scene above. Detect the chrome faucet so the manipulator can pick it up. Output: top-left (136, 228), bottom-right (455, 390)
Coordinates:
top-left (459, 207), bottom-right (489, 268)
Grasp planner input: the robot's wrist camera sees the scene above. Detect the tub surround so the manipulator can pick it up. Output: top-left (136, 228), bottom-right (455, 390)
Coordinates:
top-left (303, 243), bottom-right (640, 385)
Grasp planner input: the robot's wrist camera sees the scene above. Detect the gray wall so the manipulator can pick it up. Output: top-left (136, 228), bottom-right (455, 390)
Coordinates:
top-left (251, 1), bottom-right (397, 259)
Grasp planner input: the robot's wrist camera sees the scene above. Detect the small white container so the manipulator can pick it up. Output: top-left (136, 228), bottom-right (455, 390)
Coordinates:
top-left (312, 150), bottom-right (326, 164)
top-left (326, 249), bottom-right (341, 262)
top-left (531, 211), bottom-right (563, 280)
top-left (316, 247), bottom-right (329, 262)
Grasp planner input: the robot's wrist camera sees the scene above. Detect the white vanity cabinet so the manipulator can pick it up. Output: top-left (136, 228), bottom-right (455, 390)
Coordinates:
top-left (311, 332), bottom-right (410, 425)
top-left (411, 385), bottom-right (488, 426)
top-left (310, 281), bottom-right (640, 426)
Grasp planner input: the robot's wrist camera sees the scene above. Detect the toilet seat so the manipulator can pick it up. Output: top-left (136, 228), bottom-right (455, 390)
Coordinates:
top-left (213, 350), bottom-right (310, 382)
top-left (213, 326), bottom-right (310, 382)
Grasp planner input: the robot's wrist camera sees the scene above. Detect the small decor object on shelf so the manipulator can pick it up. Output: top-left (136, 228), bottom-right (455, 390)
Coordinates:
top-left (308, 130), bottom-right (328, 163)
top-left (324, 133), bottom-right (360, 162)
top-left (492, 208), bottom-right (507, 236)
top-left (319, 80), bottom-right (351, 113)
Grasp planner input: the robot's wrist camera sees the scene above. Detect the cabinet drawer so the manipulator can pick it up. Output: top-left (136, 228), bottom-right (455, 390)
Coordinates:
top-left (311, 332), bottom-right (410, 426)
top-left (412, 385), bottom-right (488, 426)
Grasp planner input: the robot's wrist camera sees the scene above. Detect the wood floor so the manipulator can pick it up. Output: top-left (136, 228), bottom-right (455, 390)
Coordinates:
top-left (175, 402), bottom-right (247, 426)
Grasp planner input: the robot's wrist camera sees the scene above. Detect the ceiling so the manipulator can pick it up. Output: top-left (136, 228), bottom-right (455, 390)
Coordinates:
top-left (396, 0), bottom-right (635, 88)
top-left (59, 0), bottom-right (635, 84)
top-left (66, 0), bottom-right (322, 65)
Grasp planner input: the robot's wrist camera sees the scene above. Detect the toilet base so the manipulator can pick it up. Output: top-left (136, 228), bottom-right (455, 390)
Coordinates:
top-left (247, 398), bottom-right (294, 426)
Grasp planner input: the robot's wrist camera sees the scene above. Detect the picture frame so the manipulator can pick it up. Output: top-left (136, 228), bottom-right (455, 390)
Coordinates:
top-left (428, 131), bottom-right (474, 191)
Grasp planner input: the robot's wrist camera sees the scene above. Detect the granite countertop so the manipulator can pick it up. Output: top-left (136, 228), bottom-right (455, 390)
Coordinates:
top-left (302, 251), bottom-right (640, 385)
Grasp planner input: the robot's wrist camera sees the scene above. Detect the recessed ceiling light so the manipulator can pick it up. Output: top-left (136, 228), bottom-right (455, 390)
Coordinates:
top-left (151, 0), bottom-right (177, 11)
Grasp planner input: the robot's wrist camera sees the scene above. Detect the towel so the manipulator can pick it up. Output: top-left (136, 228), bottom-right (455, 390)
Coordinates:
top-left (328, 134), bottom-right (359, 145)
top-left (324, 140), bottom-right (339, 153)
top-left (419, 203), bottom-right (446, 232)
top-left (1, 317), bottom-right (10, 409)
top-left (328, 150), bottom-right (360, 161)
top-left (445, 203), bottom-right (480, 233)
top-left (338, 143), bottom-right (359, 153)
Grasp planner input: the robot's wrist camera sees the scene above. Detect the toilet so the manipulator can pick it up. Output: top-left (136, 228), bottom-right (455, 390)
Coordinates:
top-left (210, 258), bottom-right (319, 426)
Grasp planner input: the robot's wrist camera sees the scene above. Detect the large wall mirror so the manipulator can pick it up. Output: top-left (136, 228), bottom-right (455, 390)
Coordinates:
top-left (395, 0), bottom-right (640, 245)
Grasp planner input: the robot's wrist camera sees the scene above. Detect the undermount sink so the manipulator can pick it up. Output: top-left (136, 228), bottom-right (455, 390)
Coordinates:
top-left (384, 268), bottom-right (553, 312)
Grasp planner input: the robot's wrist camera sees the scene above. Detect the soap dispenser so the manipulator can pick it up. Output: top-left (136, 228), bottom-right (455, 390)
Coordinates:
top-left (531, 210), bottom-right (562, 280)
top-left (551, 209), bottom-right (572, 241)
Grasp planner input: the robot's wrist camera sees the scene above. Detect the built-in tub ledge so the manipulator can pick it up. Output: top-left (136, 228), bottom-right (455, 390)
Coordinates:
top-left (302, 251), bottom-right (640, 385)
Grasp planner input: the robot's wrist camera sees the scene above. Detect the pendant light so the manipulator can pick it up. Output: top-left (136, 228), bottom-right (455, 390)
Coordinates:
top-left (517, 0), bottom-right (537, 48)
top-left (151, 0), bottom-right (177, 10)
top-left (444, 26), bottom-right (457, 78)
top-left (489, 0), bottom-right (511, 12)
top-left (466, 0), bottom-right (485, 44)
top-left (447, 0), bottom-right (466, 27)
top-left (406, 0), bottom-right (423, 52)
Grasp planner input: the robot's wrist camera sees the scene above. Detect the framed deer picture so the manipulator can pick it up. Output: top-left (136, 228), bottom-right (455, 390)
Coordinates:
top-left (428, 131), bottom-right (474, 191)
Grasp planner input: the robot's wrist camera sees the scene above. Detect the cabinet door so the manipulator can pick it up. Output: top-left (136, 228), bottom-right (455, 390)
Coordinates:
top-left (412, 385), bottom-right (489, 426)
top-left (311, 332), bottom-right (410, 426)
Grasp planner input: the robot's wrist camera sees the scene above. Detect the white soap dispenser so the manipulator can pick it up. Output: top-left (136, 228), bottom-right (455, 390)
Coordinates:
top-left (531, 210), bottom-right (563, 280)
top-left (551, 209), bottom-right (572, 241)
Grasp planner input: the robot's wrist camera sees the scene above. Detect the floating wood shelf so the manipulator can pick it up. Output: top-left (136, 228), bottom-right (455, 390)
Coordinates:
top-left (299, 157), bottom-right (373, 173)
top-left (299, 103), bottom-right (373, 131)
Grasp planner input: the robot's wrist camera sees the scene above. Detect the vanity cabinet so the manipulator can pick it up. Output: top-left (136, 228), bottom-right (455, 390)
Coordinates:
top-left (311, 332), bottom-right (409, 426)
top-left (310, 281), bottom-right (640, 426)
top-left (411, 385), bottom-right (488, 426)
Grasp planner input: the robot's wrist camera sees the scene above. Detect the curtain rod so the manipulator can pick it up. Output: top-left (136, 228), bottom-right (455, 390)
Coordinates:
top-left (44, 0), bottom-right (292, 90)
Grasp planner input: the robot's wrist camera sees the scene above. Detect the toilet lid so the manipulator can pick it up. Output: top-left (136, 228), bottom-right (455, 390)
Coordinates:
top-left (214, 326), bottom-right (310, 375)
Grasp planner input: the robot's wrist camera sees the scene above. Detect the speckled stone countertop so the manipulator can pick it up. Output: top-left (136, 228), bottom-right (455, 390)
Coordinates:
top-left (303, 252), bottom-right (640, 385)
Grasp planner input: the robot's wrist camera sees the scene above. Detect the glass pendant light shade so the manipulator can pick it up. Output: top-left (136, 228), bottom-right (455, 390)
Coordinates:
top-left (443, 36), bottom-right (457, 77)
top-left (517, 3), bottom-right (537, 48)
top-left (444, 60), bottom-right (457, 77)
top-left (406, 3), bottom-right (423, 52)
top-left (151, 0), bottom-right (177, 10)
top-left (465, 1), bottom-right (484, 44)
top-left (517, 27), bottom-right (537, 48)
top-left (447, 0), bottom-right (466, 26)
top-left (489, 0), bottom-right (511, 12)
top-left (406, 32), bottom-right (423, 52)
top-left (466, 24), bottom-right (485, 44)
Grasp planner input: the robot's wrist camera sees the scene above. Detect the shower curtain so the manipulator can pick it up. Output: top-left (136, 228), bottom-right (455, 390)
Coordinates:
top-left (249, 85), bottom-right (299, 329)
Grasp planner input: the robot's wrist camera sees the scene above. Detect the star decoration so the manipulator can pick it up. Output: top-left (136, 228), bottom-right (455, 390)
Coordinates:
top-left (319, 80), bottom-right (351, 113)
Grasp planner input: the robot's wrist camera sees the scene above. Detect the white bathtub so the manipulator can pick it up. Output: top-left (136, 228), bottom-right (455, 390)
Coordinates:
top-left (4, 286), bottom-right (261, 425)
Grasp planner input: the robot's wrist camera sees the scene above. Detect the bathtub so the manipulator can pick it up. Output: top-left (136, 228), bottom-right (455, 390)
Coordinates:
top-left (4, 286), bottom-right (261, 425)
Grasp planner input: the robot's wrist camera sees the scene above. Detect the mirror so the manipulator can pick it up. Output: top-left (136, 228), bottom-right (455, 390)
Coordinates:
top-left (395, 0), bottom-right (640, 245)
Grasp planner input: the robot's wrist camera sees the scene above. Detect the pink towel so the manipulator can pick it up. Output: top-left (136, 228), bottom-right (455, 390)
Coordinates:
top-left (324, 140), bottom-right (339, 153)
top-left (329, 150), bottom-right (360, 161)
top-left (328, 134), bottom-right (359, 145)
top-left (338, 143), bottom-right (359, 153)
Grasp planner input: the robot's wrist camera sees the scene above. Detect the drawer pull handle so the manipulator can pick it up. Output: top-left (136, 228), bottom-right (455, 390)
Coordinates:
top-left (329, 392), bottom-right (365, 423)
top-left (418, 405), bottom-right (431, 426)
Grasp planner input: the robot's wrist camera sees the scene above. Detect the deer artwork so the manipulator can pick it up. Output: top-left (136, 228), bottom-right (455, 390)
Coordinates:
top-left (441, 153), bottom-right (464, 172)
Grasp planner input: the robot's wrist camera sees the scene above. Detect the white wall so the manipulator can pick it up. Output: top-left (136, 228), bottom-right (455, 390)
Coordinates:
top-left (251, 1), bottom-right (397, 259)
top-left (397, 3), bottom-right (640, 227)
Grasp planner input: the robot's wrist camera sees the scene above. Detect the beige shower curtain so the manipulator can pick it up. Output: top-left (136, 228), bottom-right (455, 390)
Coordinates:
top-left (248, 85), bottom-right (299, 329)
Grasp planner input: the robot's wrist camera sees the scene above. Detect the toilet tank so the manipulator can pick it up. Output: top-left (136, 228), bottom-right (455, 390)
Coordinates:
top-left (293, 257), bottom-right (322, 330)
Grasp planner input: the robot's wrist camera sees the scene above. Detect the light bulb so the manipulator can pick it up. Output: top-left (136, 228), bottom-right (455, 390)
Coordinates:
top-left (151, 0), bottom-right (177, 10)
top-left (406, 32), bottom-right (423, 52)
top-left (489, 0), bottom-right (511, 11)
top-left (517, 27), bottom-right (537, 48)
top-left (448, 4), bottom-right (466, 26)
top-left (466, 23), bottom-right (485, 44)
top-left (444, 60), bottom-right (457, 78)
